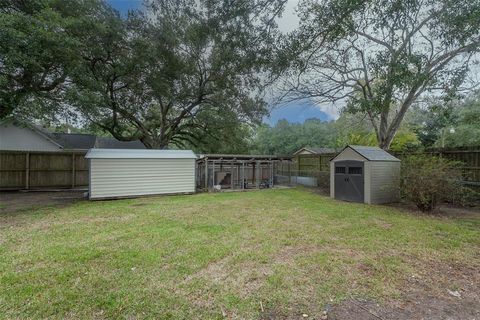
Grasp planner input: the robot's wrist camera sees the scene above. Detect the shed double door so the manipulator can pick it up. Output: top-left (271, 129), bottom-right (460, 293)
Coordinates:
top-left (334, 160), bottom-right (364, 202)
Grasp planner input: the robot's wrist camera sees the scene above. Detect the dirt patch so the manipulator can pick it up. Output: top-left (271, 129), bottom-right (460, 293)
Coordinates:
top-left (0, 190), bottom-right (86, 214)
top-left (328, 260), bottom-right (480, 320)
top-left (330, 293), bottom-right (479, 320)
top-left (388, 201), bottom-right (480, 218)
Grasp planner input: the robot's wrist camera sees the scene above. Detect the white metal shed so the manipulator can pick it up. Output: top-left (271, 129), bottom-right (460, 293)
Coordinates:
top-left (330, 145), bottom-right (401, 204)
top-left (85, 149), bottom-right (197, 200)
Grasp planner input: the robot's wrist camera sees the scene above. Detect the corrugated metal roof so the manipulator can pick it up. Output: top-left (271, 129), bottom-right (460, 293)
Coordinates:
top-left (197, 154), bottom-right (291, 160)
top-left (348, 145), bottom-right (400, 162)
top-left (85, 149), bottom-right (197, 159)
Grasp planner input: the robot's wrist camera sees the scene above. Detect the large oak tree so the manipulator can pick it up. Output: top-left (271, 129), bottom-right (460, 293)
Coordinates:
top-left (283, 0), bottom-right (480, 149)
top-left (69, 0), bottom-right (286, 149)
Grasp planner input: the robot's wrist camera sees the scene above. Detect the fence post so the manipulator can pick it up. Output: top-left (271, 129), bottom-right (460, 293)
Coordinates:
top-left (25, 152), bottom-right (30, 190)
top-left (256, 161), bottom-right (260, 188)
top-left (231, 160), bottom-right (234, 189)
top-left (204, 157), bottom-right (208, 191)
top-left (288, 161), bottom-right (291, 185)
top-left (71, 153), bottom-right (76, 189)
top-left (242, 161), bottom-right (245, 190)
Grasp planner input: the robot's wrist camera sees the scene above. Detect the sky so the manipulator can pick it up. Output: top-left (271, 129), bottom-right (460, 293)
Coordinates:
top-left (105, 0), bottom-right (337, 125)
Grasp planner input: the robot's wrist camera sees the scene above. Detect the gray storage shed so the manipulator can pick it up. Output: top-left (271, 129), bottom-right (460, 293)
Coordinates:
top-left (330, 145), bottom-right (401, 204)
top-left (86, 149), bottom-right (196, 200)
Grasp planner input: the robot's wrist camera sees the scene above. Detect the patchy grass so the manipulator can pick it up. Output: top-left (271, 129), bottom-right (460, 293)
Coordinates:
top-left (0, 188), bottom-right (479, 319)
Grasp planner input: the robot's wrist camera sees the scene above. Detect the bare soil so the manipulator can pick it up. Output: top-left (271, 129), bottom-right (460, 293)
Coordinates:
top-left (0, 190), bottom-right (86, 214)
top-left (260, 261), bottom-right (480, 320)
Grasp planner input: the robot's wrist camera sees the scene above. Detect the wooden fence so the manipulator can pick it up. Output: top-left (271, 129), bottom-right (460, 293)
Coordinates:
top-left (290, 146), bottom-right (480, 186)
top-left (294, 153), bottom-right (336, 172)
top-left (394, 146), bottom-right (480, 184)
top-left (0, 151), bottom-right (88, 190)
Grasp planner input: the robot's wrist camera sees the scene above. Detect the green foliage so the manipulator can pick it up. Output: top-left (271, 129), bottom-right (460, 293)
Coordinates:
top-left (284, 0), bottom-right (480, 149)
top-left (442, 93), bottom-right (480, 147)
top-left (401, 155), bottom-right (464, 211)
top-left (407, 102), bottom-right (457, 148)
top-left (67, 0), bottom-right (284, 148)
top-left (334, 112), bottom-right (421, 151)
top-left (0, 0), bottom-right (110, 119)
top-left (406, 91), bottom-right (480, 148)
top-left (252, 119), bottom-right (337, 154)
top-left (389, 130), bottom-right (421, 152)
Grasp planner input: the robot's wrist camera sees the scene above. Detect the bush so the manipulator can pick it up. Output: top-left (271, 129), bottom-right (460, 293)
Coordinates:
top-left (401, 155), bottom-right (464, 212)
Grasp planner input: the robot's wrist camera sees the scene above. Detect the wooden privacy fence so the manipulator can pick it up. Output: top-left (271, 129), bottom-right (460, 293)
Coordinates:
top-left (295, 153), bottom-right (335, 172)
top-left (394, 146), bottom-right (480, 184)
top-left (0, 151), bottom-right (88, 190)
top-left (286, 146), bottom-right (480, 187)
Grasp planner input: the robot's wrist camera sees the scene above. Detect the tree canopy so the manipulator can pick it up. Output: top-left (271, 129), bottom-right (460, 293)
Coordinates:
top-left (2, 0), bottom-right (479, 153)
top-left (281, 0), bottom-right (480, 149)
top-left (67, 0), bottom-right (285, 149)
top-left (0, 0), bottom-right (83, 118)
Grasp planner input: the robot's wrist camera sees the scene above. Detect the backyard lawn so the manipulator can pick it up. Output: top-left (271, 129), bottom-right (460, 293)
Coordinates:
top-left (1, 188), bottom-right (479, 319)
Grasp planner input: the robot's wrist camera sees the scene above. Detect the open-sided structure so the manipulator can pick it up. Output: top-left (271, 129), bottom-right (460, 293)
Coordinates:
top-left (196, 154), bottom-right (292, 191)
top-left (330, 145), bottom-right (401, 204)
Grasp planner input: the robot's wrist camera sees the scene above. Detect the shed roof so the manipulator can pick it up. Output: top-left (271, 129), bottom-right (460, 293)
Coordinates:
top-left (333, 145), bottom-right (400, 162)
top-left (293, 147), bottom-right (337, 155)
top-left (196, 154), bottom-right (291, 161)
top-left (85, 149), bottom-right (197, 159)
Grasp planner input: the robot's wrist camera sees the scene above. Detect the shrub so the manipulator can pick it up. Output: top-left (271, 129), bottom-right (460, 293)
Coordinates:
top-left (401, 155), bottom-right (464, 212)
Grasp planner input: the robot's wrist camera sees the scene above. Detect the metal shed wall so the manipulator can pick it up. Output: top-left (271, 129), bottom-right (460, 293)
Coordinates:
top-left (89, 158), bottom-right (195, 199)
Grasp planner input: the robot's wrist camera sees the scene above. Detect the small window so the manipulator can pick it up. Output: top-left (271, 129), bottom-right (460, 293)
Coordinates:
top-left (349, 167), bottom-right (362, 175)
top-left (335, 167), bottom-right (346, 174)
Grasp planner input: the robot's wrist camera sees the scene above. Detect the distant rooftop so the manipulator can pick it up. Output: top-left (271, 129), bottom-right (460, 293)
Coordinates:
top-left (13, 119), bottom-right (147, 150)
top-left (94, 137), bottom-right (145, 149)
top-left (293, 147), bottom-right (337, 155)
top-left (51, 133), bottom-right (97, 150)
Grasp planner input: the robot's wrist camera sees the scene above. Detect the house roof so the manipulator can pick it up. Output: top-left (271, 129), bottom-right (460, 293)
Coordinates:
top-left (340, 145), bottom-right (400, 162)
top-left (85, 149), bottom-right (197, 159)
top-left (3, 118), bottom-right (147, 150)
top-left (293, 147), bottom-right (337, 155)
top-left (49, 133), bottom-right (146, 150)
top-left (51, 133), bottom-right (97, 150)
top-left (94, 137), bottom-right (146, 149)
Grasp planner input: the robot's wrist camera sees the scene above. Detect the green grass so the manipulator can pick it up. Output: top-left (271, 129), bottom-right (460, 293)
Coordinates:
top-left (1, 188), bottom-right (479, 319)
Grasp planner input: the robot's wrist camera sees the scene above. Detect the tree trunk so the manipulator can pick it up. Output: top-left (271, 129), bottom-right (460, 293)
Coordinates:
top-left (378, 131), bottom-right (396, 150)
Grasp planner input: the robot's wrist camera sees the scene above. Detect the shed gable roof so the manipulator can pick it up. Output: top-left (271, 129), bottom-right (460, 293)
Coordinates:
top-left (85, 149), bottom-right (197, 159)
top-left (332, 145), bottom-right (400, 162)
